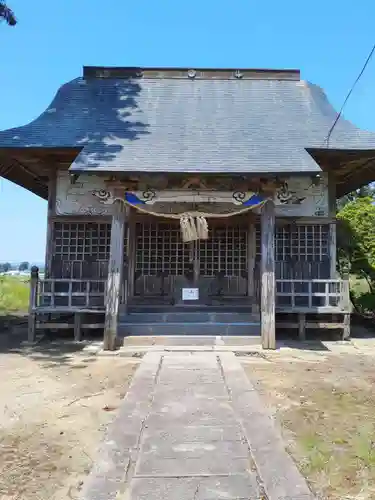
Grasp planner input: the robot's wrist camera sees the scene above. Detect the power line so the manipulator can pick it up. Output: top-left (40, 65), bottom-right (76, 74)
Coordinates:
top-left (325, 42), bottom-right (375, 146)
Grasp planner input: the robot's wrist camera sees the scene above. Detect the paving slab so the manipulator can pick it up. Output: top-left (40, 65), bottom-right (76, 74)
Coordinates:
top-left (81, 351), bottom-right (315, 500)
top-left (141, 424), bottom-right (246, 444)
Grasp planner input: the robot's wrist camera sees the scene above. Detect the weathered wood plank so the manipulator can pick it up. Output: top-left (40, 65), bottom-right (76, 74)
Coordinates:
top-left (37, 322), bottom-right (104, 329)
top-left (103, 201), bottom-right (128, 350)
top-left (261, 200), bottom-right (276, 349)
top-left (277, 321), bottom-right (348, 329)
top-left (32, 306), bottom-right (105, 313)
top-left (277, 306), bottom-right (349, 313)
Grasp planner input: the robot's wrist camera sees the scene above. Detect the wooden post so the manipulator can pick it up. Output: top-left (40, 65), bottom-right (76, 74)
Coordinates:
top-left (341, 277), bottom-right (351, 340)
top-left (44, 170), bottom-right (57, 278)
top-left (328, 175), bottom-right (337, 279)
top-left (341, 278), bottom-right (351, 311)
top-left (103, 201), bottom-right (128, 350)
top-left (261, 200), bottom-right (276, 349)
top-left (74, 312), bottom-right (82, 342)
top-left (329, 222), bottom-right (337, 278)
top-left (298, 313), bottom-right (306, 341)
top-left (28, 266), bottom-right (39, 342)
top-left (343, 313), bottom-right (350, 340)
top-left (247, 221), bottom-right (256, 313)
top-left (127, 209), bottom-right (136, 299)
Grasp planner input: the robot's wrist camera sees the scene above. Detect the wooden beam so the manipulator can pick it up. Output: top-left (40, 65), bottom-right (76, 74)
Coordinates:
top-left (261, 200), bottom-right (276, 349)
top-left (277, 320), bottom-right (348, 330)
top-left (103, 201), bottom-right (128, 350)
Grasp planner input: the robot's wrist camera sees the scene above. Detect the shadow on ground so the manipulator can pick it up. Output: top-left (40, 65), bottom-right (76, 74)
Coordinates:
top-left (0, 311), bottom-right (374, 366)
top-left (0, 314), bottom-right (103, 367)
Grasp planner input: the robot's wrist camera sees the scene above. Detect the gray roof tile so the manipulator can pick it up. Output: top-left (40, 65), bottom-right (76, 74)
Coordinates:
top-left (1, 75), bottom-right (375, 174)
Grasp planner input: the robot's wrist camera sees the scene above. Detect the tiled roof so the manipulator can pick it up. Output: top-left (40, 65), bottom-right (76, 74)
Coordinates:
top-left (1, 69), bottom-right (375, 174)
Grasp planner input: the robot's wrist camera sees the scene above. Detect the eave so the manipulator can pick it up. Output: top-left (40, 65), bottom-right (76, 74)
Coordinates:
top-left (0, 147), bottom-right (82, 199)
top-left (308, 148), bottom-right (375, 198)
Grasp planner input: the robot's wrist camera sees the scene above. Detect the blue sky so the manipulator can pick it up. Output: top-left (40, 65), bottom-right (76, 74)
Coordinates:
top-left (1, 0), bottom-right (375, 262)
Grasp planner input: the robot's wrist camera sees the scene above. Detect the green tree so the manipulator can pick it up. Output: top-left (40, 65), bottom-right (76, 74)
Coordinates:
top-left (337, 185), bottom-right (375, 210)
top-left (0, 1), bottom-right (16, 26)
top-left (18, 261), bottom-right (29, 272)
top-left (0, 262), bottom-right (12, 273)
top-left (337, 196), bottom-right (375, 313)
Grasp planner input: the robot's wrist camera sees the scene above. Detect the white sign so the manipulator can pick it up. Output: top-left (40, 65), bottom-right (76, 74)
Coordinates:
top-left (182, 288), bottom-right (199, 301)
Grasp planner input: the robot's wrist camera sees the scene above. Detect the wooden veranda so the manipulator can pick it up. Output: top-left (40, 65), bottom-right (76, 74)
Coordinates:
top-left (27, 200), bottom-right (352, 349)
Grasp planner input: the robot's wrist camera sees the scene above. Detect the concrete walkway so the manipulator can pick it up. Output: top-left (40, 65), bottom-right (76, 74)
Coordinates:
top-left (80, 352), bottom-right (315, 500)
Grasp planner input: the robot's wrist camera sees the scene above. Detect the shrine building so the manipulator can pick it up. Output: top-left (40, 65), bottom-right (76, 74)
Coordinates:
top-left (1, 66), bottom-right (375, 349)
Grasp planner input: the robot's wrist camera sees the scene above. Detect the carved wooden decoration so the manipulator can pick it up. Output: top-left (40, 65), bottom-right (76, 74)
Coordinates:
top-left (55, 170), bottom-right (115, 215)
top-left (55, 170), bottom-right (329, 219)
top-left (273, 175), bottom-right (328, 217)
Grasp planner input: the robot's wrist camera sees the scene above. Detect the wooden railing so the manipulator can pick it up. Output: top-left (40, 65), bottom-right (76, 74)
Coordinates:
top-left (276, 279), bottom-right (350, 312)
top-left (29, 268), bottom-right (106, 311)
top-left (37, 279), bottom-right (106, 309)
top-left (49, 260), bottom-right (109, 280)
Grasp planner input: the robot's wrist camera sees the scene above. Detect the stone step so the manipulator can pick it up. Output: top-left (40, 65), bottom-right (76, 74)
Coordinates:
top-left (119, 312), bottom-right (259, 324)
top-left (117, 322), bottom-right (261, 337)
top-left (122, 305), bottom-right (255, 314)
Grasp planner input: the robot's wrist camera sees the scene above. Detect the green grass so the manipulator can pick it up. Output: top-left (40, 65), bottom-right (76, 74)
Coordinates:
top-left (0, 276), bottom-right (30, 314)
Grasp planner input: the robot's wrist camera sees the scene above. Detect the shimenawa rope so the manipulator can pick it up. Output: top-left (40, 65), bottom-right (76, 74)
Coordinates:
top-left (105, 196), bottom-right (268, 242)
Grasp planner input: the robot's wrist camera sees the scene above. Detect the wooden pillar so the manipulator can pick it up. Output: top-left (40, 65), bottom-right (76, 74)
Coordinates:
top-left (329, 222), bottom-right (337, 278)
top-left (28, 266), bottom-right (39, 342)
top-left (103, 201), bottom-right (128, 351)
top-left (328, 174), bottom-right (337, 278)
top-left (261, 200), bottom-right (276, 349)
top-left (127, 209), bottom-right (136, 299)
top-left (247, 221), bottom-right (256, 313)
top-left (44, 170), bottom-right (57, 277)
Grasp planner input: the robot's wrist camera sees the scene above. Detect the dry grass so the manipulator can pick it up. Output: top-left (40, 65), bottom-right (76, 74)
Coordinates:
top-left (0, 337), bottom-right (138, 500)
top-left (243, 350), bottom-right (375, 500)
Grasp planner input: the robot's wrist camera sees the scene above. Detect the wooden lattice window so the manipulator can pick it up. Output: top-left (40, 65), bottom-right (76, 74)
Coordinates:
top-left (135, 221), bottom-right (190, 275)
top-left (275, 224), bottom-right (329, 261)
top-left (51, 221), bottom-right (112, 279)
top-left (198, 226), bottom-right (247, 276)
top-left (54, 222), bottom-right (111, 261)
top-left (256, 224), bottom-right (329, 261)
top-left (135, 222), bottom-right (248, 277)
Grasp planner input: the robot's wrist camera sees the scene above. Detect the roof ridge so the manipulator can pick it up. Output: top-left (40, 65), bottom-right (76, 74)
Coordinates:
top-left (83, 66), bottom-right (301, 81)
